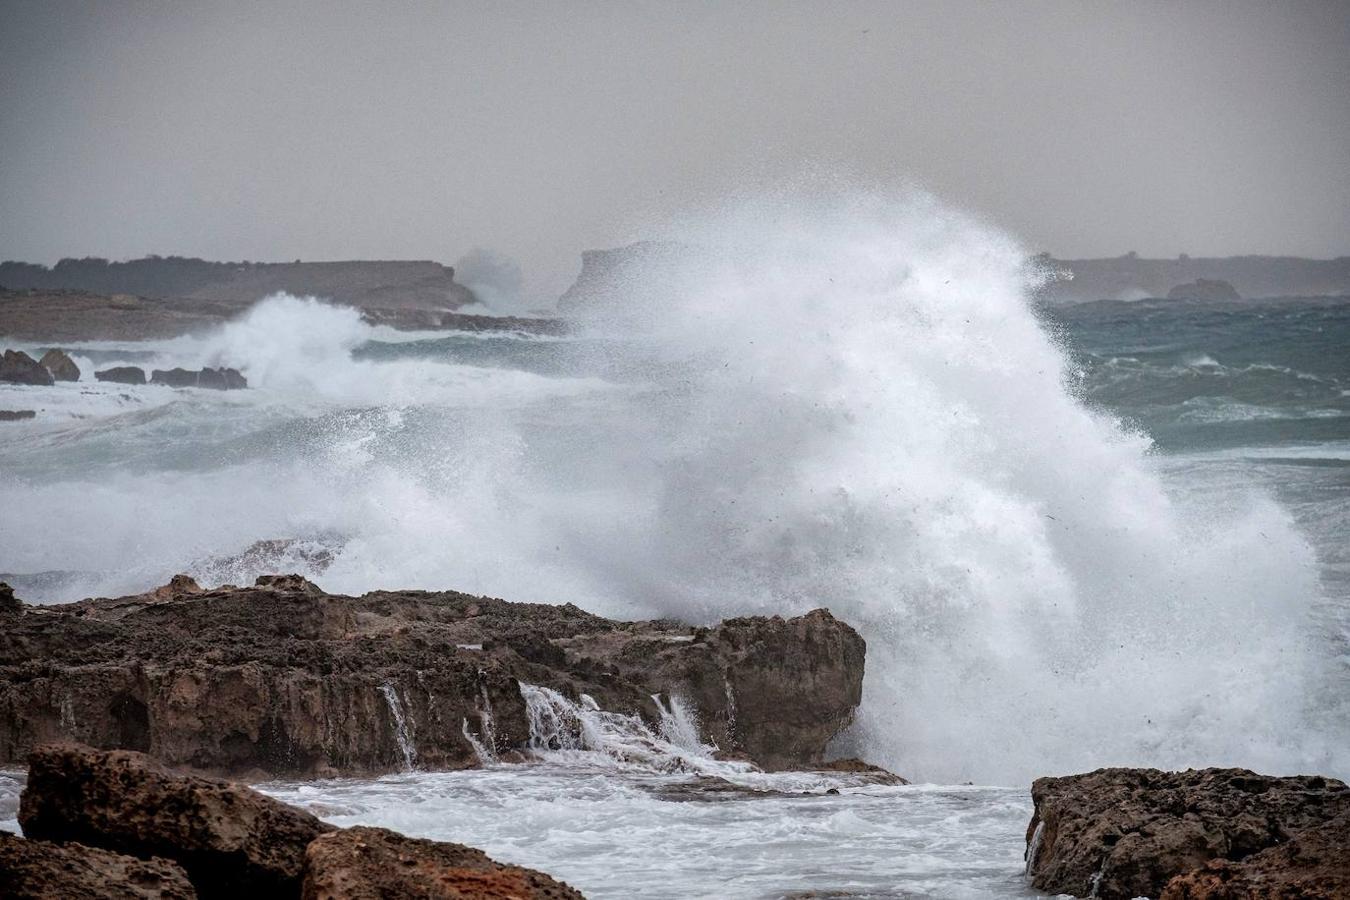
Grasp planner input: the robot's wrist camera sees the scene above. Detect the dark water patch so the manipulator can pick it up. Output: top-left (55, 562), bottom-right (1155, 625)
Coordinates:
top-left (1045, 298), bottom-right (1350, 452)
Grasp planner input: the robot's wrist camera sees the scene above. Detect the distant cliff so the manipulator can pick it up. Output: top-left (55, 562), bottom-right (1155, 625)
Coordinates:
top-left (1034, 254), bottom-right (1350, 303)
top-left (0, 256), bottom-right (476, 310)
top-left (557, 241), bottom-right (698, 316)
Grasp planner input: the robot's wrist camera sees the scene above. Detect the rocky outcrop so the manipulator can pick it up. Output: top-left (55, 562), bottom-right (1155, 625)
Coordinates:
top-left (197, 367), bottom-right (248, 389)
top-left (151, 366), bottom-right (208, 387)
top-left (0, 257), bottom-right (476, 311)
top-left (38, 348), bottom-right (80, 381)
top-left (150, 367), bottom-right (247, 389)
top-left (0, 582), bottom-right (19, 615)
top-left (0, 350), bottom-right (54, 386)
top-left (20, 744), bottom-right (334, 899)
top-left (1160, 812), bottom-right (1350, 899)
top-left (12, 743), bottom-right (584, 899)
top-left (97, 365), bottom-right (149, 384)
top-left (0, 410), bottom-right (37, 421)
top-left (1025, 767), bottom-right (1350, 900)
top-left (557, 609), bottom-right (865, 769)
top-left (1167, 279), bottom-right (1241, 301)
top-left (0, 289), bottom-right (240, 342)
top-left (0, 830), bottom-right (196, 899)
top-left (0, 578), bottom-right (864, 777)
top-left (302, 826), bottom-right (585, 900)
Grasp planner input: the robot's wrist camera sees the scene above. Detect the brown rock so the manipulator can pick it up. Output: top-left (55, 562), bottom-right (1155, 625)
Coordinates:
top-left (0, 830), bottom-right (196, 899)
top-left (97, 366), bottom-right (149, 385)
top-left (0, 350), bottom-right (54, 386)
top-left (143, 574), bottom-right (204, 601)
top-left (557, 608), bottom-right (865, 770)
top-left (813, 757), bottom-right (909, 784)
top-left (1025, 768), bottom-right (1350, 900)
top-left (1161, 812), bottom-right (1350, 899)
top-left (0, 581), bottom-right (864, 777)
top-left (38, 348), bottom-right (80, 381)
top-left (18, 743), bottom-right (334, 900)
top-left (301, 826), bottom-right (585, 900)
top-left (254, 572), bottom-right (324, 594)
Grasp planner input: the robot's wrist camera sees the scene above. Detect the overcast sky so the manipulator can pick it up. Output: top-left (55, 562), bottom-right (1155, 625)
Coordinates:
top-left (2, 1), bottom-right (1347, 299)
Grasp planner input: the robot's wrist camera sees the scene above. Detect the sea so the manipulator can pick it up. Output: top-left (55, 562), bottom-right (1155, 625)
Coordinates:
top-left (2, 201), bottom-right (1347, 897)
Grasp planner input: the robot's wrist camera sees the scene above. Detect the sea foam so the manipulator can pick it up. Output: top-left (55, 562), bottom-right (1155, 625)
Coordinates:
top-left (1, 191), bottom-right (1342, 783)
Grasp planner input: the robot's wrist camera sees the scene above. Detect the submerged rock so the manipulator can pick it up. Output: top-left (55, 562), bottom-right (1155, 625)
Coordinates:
top-left (813, 758), bottom-right (909, 785)
top-left (0, 578), bottom-right (864, 777)
top-left (19, 744), bottom-right (333, 900)
top-left (0, 830), bottom-right (196, 899)
top-left (96, 365), bottom-right (149, 385)
top-left (0, 350), bottom-right (54, 386)
top-left (302, 826), bottom-right (585, 899)
top-left (37, 348), bottom-right (80, 381)
top-left (1025, 767), bottom-right (1350, 900)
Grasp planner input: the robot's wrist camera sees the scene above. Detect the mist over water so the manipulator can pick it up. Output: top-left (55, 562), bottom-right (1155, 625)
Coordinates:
top-left (1, 193), bottom-right (1345, 784)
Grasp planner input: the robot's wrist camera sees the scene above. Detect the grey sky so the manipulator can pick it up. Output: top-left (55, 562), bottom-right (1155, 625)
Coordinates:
top-left (2, 0), bottom-right (1347, 299)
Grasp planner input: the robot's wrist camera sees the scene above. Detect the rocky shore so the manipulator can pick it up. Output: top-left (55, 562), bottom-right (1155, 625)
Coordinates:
top-left (2, 743), bottom-right (583, 899)
top-left (3, 577), bottom-right (1348, 896)
top-left (0, 576), bottom-right (864, 778)
top-left (0, 287), bottom-right (566, 342)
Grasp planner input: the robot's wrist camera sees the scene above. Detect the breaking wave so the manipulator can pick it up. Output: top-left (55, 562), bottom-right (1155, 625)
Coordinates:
top-left (1, 192), bottom-right (1344, 783)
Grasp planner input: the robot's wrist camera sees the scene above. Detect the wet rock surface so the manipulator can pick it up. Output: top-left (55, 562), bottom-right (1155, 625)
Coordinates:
top-left (0, 578), bottom-right (864, 777)
top-left (1025, 767), bottom-right (1350, 900)
top-left (11, 743), bottom-right (586, 899)
top-left (302, 826), bottom-right (585, 899)
top-left (20, 744), bottom-right (333, 899)
top-left (1160, 812), bottom-right (1350, 899)
top-left (0, 829), bottom-right (197, 899)
top-left (150, 366), bottom-right (247, 389)
top-left (96, 365), bottom-right (149, 384)
top-left (0, 350), bottom-right (54, 385)
top-left (811, 757), bottom-right (909, 785)
top-left (558, 609), bottom-right (865, 770)
top-left (37, 348), bottom-right (80, 381)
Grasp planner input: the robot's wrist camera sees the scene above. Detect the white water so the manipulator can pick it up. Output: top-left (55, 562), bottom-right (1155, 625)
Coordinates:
top-left (0, 686), bottom-right (1039, 898)
top-left (378, 684), bottom-right (417, 772)
top-left (1, 192), bottom-right (1344, 785)
top-left (255, 684), bottom-right (1036, 899)
top-left (520, 684), bottom-right (739, 776)
top-left (258, 770), bottom-right (1035, 899)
